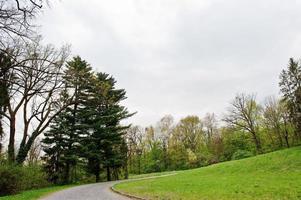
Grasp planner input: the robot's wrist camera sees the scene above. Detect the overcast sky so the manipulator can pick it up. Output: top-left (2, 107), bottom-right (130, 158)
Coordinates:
top-left (38, 0), bottom-right (301, 126)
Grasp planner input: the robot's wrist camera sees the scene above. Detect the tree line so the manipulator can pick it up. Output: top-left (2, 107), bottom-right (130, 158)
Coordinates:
top-left (126, 60), bottom-right (301, 174)
top-left (0, 43), bottom-right (132, 183)
top-left (0, 0), bottom-right (133, 188)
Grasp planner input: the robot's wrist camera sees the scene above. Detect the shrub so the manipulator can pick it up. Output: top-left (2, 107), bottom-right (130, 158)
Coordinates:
top-left (0, 165), bottom-right (23, 196)
top-left (20, 165), bottom-right (49, 190)
top-left (231, 150), bottom-right (254, 160)
top-left (0, 164), bottom-right (50, 197)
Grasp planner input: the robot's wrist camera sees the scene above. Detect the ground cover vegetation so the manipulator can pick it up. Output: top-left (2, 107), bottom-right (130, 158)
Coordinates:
top-left (115, 146), bottom-right (301, 200)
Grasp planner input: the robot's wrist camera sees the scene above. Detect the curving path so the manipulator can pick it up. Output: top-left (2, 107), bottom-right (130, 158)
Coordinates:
top-left (40, 173), bottom-right (176, 200)
top-left (40, 181), bottom-right (129, 200)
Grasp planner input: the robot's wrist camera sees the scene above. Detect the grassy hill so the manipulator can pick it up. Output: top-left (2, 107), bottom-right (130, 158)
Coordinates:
top-left (114, 146), bottom-right (301, 200)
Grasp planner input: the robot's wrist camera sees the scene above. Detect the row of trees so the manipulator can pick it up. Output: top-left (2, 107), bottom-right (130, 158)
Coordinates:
top-left (126, 59), bottom-right (301, 174)
top-left (0, 0), bottom-right (133, 185)
top-left (0, 43), bottom-right (132, 182)
top-left (0, 0), bottom-right (46, 162)
top-left (42, 57), bottom-right (132, 183)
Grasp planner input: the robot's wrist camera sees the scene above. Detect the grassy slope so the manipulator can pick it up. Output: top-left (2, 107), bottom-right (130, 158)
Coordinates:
top-left (0, 185), bottom-right (74, 200)
top-left (115, 146), bottom-right (301, 200)
top-left (129, 171), bottom-right (178, 179)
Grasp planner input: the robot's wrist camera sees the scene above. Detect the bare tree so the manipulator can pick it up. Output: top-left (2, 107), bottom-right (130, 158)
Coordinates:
top-left (263, 96), bottom-right (292, 148)
top-left (223, 93), bottom-right (262, 153)
top-left (126, 125), bottom-right (144, 174)
top-left (27, 137), bottom-right (42, 165)
top-left (0, 38), bottom-right (71, 163)
top-left (0, 0), bottom-right (44, 43)
top-left (157, 115), bottom-right (174, 170)
top-left (203, 113), bottom-right (218, 143)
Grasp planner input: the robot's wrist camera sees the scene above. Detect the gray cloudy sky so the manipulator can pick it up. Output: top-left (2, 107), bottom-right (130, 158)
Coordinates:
top-left (39, 0), bottom-right (301, 126)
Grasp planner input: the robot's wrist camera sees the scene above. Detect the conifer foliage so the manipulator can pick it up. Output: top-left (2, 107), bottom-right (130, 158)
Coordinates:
top-left (42, 57), bottom-right (133, 183)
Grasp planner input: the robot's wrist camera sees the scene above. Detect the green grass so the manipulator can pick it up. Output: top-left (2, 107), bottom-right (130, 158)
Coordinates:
top-left (0, 185), bottom-right (75, 200)
top-left (115, 146), bottom-right (301, 200)
top-left (129, 171), bottom-right (178, 179)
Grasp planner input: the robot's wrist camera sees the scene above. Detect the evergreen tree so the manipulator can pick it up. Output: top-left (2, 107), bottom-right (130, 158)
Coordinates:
top-left (42, 56), bottom-right (93, 184)
top-left (42, 112), bottom-right (71, 184)
top-left (279, 58), bottom-right (301, 142)
top-left (0, 52), bottom-right (11, 153)
top-left (80, 72), bottom-right (133, 182)
top-left (42, 57), bottom-right (133, 183)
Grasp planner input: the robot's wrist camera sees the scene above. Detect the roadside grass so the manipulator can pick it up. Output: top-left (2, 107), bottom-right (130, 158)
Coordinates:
top-left (0, 185), bottom-right (75, 200)
top-left (129, 171), bottom-right (178, 179)
top-left (115, 146), bottom-right (301, 200)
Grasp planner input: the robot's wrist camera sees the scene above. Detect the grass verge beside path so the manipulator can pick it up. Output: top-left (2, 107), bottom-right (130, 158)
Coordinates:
top-left (115, 146), bottom-right (301, 200)
top-left (0, 185), bottom-right (75, 200)
top-left (129, 171), bottom-right (178, 180)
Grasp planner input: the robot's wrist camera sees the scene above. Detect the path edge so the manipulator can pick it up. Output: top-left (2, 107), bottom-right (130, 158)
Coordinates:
top-left (110, 173), bottom-right (178, 200)
top-left (110, 186), bottom-right (147, 200)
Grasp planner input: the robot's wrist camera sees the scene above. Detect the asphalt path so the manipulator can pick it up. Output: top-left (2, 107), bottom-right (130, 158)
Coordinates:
top-left (40, 181), bottom-right (130, 200)
top-left (40, 173), bottom-right (177, 200)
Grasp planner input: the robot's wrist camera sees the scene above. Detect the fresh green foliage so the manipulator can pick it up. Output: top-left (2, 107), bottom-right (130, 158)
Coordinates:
top-left (127, 91), bottom-right (299, 175)
top-left (0, 164), bottom-right (49, 196)
top-left (231, 149), bottom-right (253, 160)
top-left (115, 146), bottom-right (301, 200)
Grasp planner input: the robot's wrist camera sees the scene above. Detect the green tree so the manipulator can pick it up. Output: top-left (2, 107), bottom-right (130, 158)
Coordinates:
top-left (263, 96), bottom-right (292, 148)
top-left (279, 58), bottom-right (301, 143)
top-left (42, 56), bottom-right (93, 183)
top-left (223, 94), bottom-right (263, 153)
top-left (126, 126), bottom-right (144, 174)
top-left (80, 72), bottom-right (133, 182)
top-left (0, 52), bottom-right (11, 152)
top-left (42, 113), bottom-right (71, 184)
top-left (174, 116), bottom-right (203, 153)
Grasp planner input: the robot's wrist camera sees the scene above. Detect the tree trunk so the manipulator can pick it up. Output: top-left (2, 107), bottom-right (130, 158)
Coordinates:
top-left (8, 115), bottom-right (16, 163)
top-left (95, 173), bottom-right (100, 182)
top-left (16, 134), bottom-right (36, 164)
top-left (284, 129), bottom-right (290, 148)
top-left (95, 161), bottom-right (100, 182)
top-left (138, 155), bottom-right (141, 174)
top-left (276, 129), bottom-right (283, 147)
top-left (124, 164), bottom-right (128, 179)
top-left (106, 166), bottom-right (111, 181)
top-left (64, 162), bottom-right (70, 184)
top-left (251, 132), bottom-right (262, 153)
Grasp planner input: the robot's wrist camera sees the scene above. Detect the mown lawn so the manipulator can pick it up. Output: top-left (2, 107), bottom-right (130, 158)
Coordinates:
top-left (0, 185), bottom-right (74, 200)
top-left (114, 146), bottom-right (301, 200)
top-left (129, 171), bottom-right (178, 180)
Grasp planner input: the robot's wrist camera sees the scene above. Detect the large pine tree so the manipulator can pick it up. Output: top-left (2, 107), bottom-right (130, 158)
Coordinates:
top-left (80, 72), bottom-right (133, 182)
top-left (42, 56), bottom-right (93, 184)
top-left (42, 112), bottom-right (73, 184)
top-left (279, 58), bottom-right (301, 142)
top-left (43, 58), bottom-right (133, 183)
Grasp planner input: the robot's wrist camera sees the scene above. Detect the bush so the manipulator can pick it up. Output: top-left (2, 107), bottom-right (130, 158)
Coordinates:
top-left (0, 164), bottom-right (50, 197)
top-left (20, 165), bottom-right (49, 190)
top-left (231, 150), bottom-right (254, 160)
top-left (0, 165), bottom-right (23, 196)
